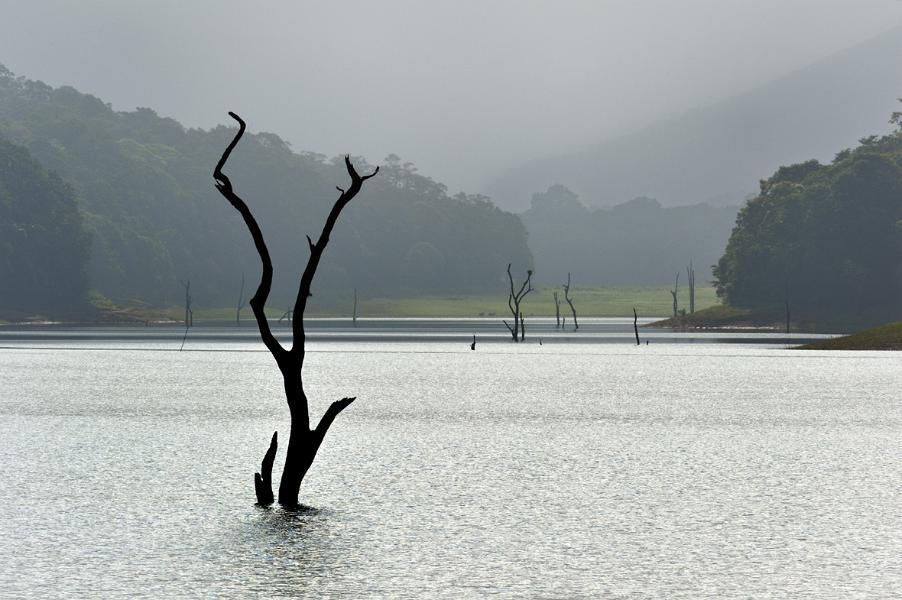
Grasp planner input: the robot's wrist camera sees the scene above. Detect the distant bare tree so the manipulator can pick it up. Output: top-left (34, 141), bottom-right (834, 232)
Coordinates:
top-left (563, 272), bottom-right (578, 330)
top-left (352, 287), bottom-right (358, 327)
top-left (686, 260), bottom-right (696, 314)
top-left (553, 291), bottom-right (561, 329)
top-left (236, 273), bottom-right (246, 325)
top-left (503, 264), bottom-right (532, 342)
top-left (181, 279), bottom-right (193, 327)
top-left (633, 307), bottom-right (641, 345)
top-left (213, 112), bottom-right (379, 507)
top-left (670, 272), bottom-right (679, 318)
top-left (784, 281), bottom-right (791, 334)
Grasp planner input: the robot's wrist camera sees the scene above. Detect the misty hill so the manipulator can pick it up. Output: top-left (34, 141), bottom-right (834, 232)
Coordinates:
top-left (0, 65), bottom-right (531, 309)
top-left (487, 26), bottom-right (902, 210)
top-left (522, 185), bottom-right (737, 287)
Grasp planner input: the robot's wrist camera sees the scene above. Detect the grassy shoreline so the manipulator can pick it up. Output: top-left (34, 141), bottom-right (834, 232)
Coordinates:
top-left (800, 322), bottom-right (902, 351)
top-left (647, 304), bottom-right (902, 338)
top-left (2, 286), bottom-right (719, 323)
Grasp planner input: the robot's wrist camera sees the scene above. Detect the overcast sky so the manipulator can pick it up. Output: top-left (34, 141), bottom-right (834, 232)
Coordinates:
top-left (1, 0), bottom-right (901, 193)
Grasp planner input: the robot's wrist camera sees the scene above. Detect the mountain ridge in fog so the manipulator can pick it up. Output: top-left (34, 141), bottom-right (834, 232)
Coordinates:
top-left (485, 26), bottom-right (902, 211)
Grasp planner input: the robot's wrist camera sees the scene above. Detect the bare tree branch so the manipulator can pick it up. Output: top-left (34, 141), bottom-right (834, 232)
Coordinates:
top-left (291, 156), bottom-right (379, 356)
top-left (213, 112), bottom-right (285, 361)
top-left (254, 432), bottom-right (277, 505)
top-left (504, 264), bottom-right (533, 342)
top-left (563, 272), bottom-right (578, 330)
top-left (313, 397), bottom-right (356, 446)
top-left (633, 307), bottom-right (641, 345)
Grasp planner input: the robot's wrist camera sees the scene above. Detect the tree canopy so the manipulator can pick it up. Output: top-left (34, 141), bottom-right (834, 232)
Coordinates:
top-left (713, 112), bottom-right (902, 324)
top-left (0, 135), bottom-right (89, 312)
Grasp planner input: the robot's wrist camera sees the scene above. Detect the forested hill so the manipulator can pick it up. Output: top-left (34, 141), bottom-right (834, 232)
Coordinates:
top-left (0, 136), bottom-right (89, 313)
top-left (713, 113), bottom-right (902, 326)
top-left (521, 185), bottom-right (738, 287)
top-left (0, 65), bottom-right (531, 309)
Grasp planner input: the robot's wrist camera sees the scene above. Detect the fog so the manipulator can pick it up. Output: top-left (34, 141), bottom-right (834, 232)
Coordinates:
top-left (1, 0), bottom-right (901, 197)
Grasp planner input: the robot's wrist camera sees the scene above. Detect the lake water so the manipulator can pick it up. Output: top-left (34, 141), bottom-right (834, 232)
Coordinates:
top-left (1, 320), bottom-right (900, 598)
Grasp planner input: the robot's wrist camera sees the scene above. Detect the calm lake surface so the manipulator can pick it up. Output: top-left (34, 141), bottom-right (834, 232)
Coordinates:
top-left (1, 320), bottom-right (900, 598)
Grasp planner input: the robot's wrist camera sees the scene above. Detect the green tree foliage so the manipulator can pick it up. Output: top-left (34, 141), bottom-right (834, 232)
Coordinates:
top-left (0, 65), bottom-right (531, 307)
top-left (713, 121), bottom-right (902, 322)
top-left (0, 136), bottom-right (90, 311)
top-left (521, 184), bottom-right (738, 285)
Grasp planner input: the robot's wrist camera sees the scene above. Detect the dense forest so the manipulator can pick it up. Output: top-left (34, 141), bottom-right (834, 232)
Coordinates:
top-left (0, 136), bottom-right (89, 313)
top-left (714, 110), bottom-right (902, 324)
top-left (521, 184), bottom-right (737, 286)
top-left (0, 65), bottom-right (531, 309)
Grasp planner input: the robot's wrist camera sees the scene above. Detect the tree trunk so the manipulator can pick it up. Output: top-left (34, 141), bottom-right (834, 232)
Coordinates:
top-left (214, 112), bottom-right (374, 508)
top-left (671, 272), bottom-right (679, 318)
top-left (563, 272), bottom-right (578, 330)
top-left (237, 273), bottom-right (245, 326)
top-left (504, 264), bottom-right (532, 342)
top-left (553, 291), bottom-right (560, 328)
top-left (633, 307), bottom-right (640, 345)
top-left (687, 261), bottom-right (695, 315)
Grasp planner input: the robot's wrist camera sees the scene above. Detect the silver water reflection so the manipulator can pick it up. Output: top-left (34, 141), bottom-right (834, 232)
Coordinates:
top-left (1, 335), bottom-right (900, 598)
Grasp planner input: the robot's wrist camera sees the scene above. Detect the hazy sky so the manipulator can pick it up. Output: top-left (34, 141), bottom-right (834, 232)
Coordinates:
top-left (1, 1), bottom-right (901, 193)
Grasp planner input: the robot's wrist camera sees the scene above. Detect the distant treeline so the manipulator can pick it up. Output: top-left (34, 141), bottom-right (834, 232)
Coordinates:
top-left (714, 111), bottom-right (902, 324)
top-left (0, 137), bottom-right (89, 312)
top-left (0, 65), bottom-right (531, 311)
top-left (521, 185), bottom-right (738, 287)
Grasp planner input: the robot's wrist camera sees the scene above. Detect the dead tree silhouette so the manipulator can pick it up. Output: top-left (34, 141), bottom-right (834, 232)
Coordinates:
top-left (633, 307), bottom-right (641, 345)
top-left (563, 272), bottom-right (578, 330)
top-left (686, 260), bottom-right (696, 315)
top-left (670, 272), bottom-right (680, 318)
top-left (213, 112), bottom-right (378, 508)
top-left (236, 273), bottom-right (246, 326)
top-left (181, 279), bottom-right (193, 327)
top-left (502, 264), bottom-right (532, 342)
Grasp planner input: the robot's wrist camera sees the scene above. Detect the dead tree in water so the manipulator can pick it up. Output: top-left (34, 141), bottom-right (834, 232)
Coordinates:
top-left (784, 282), bottom-right (791, 334)
top-left (686, 260), bottom-right (696, 314)
top-left (352, 287), bottom-right (358, 327)
top-left (670, 272), bottom-right (680, 318)
top-left (181, 280), bottom-right (194, 327)
top-left (563, 272), bottom-right (578, 330)
top-left (213, 112), bottom-right (378, 508)
top-left (502, 264), bottom-right (532, 342)
top-left (236, 273), bottom-right (246, 325)
top-left (633, 307), bottom-right (641, 345)
top-left (553, 291), bottom-right (561, 329)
